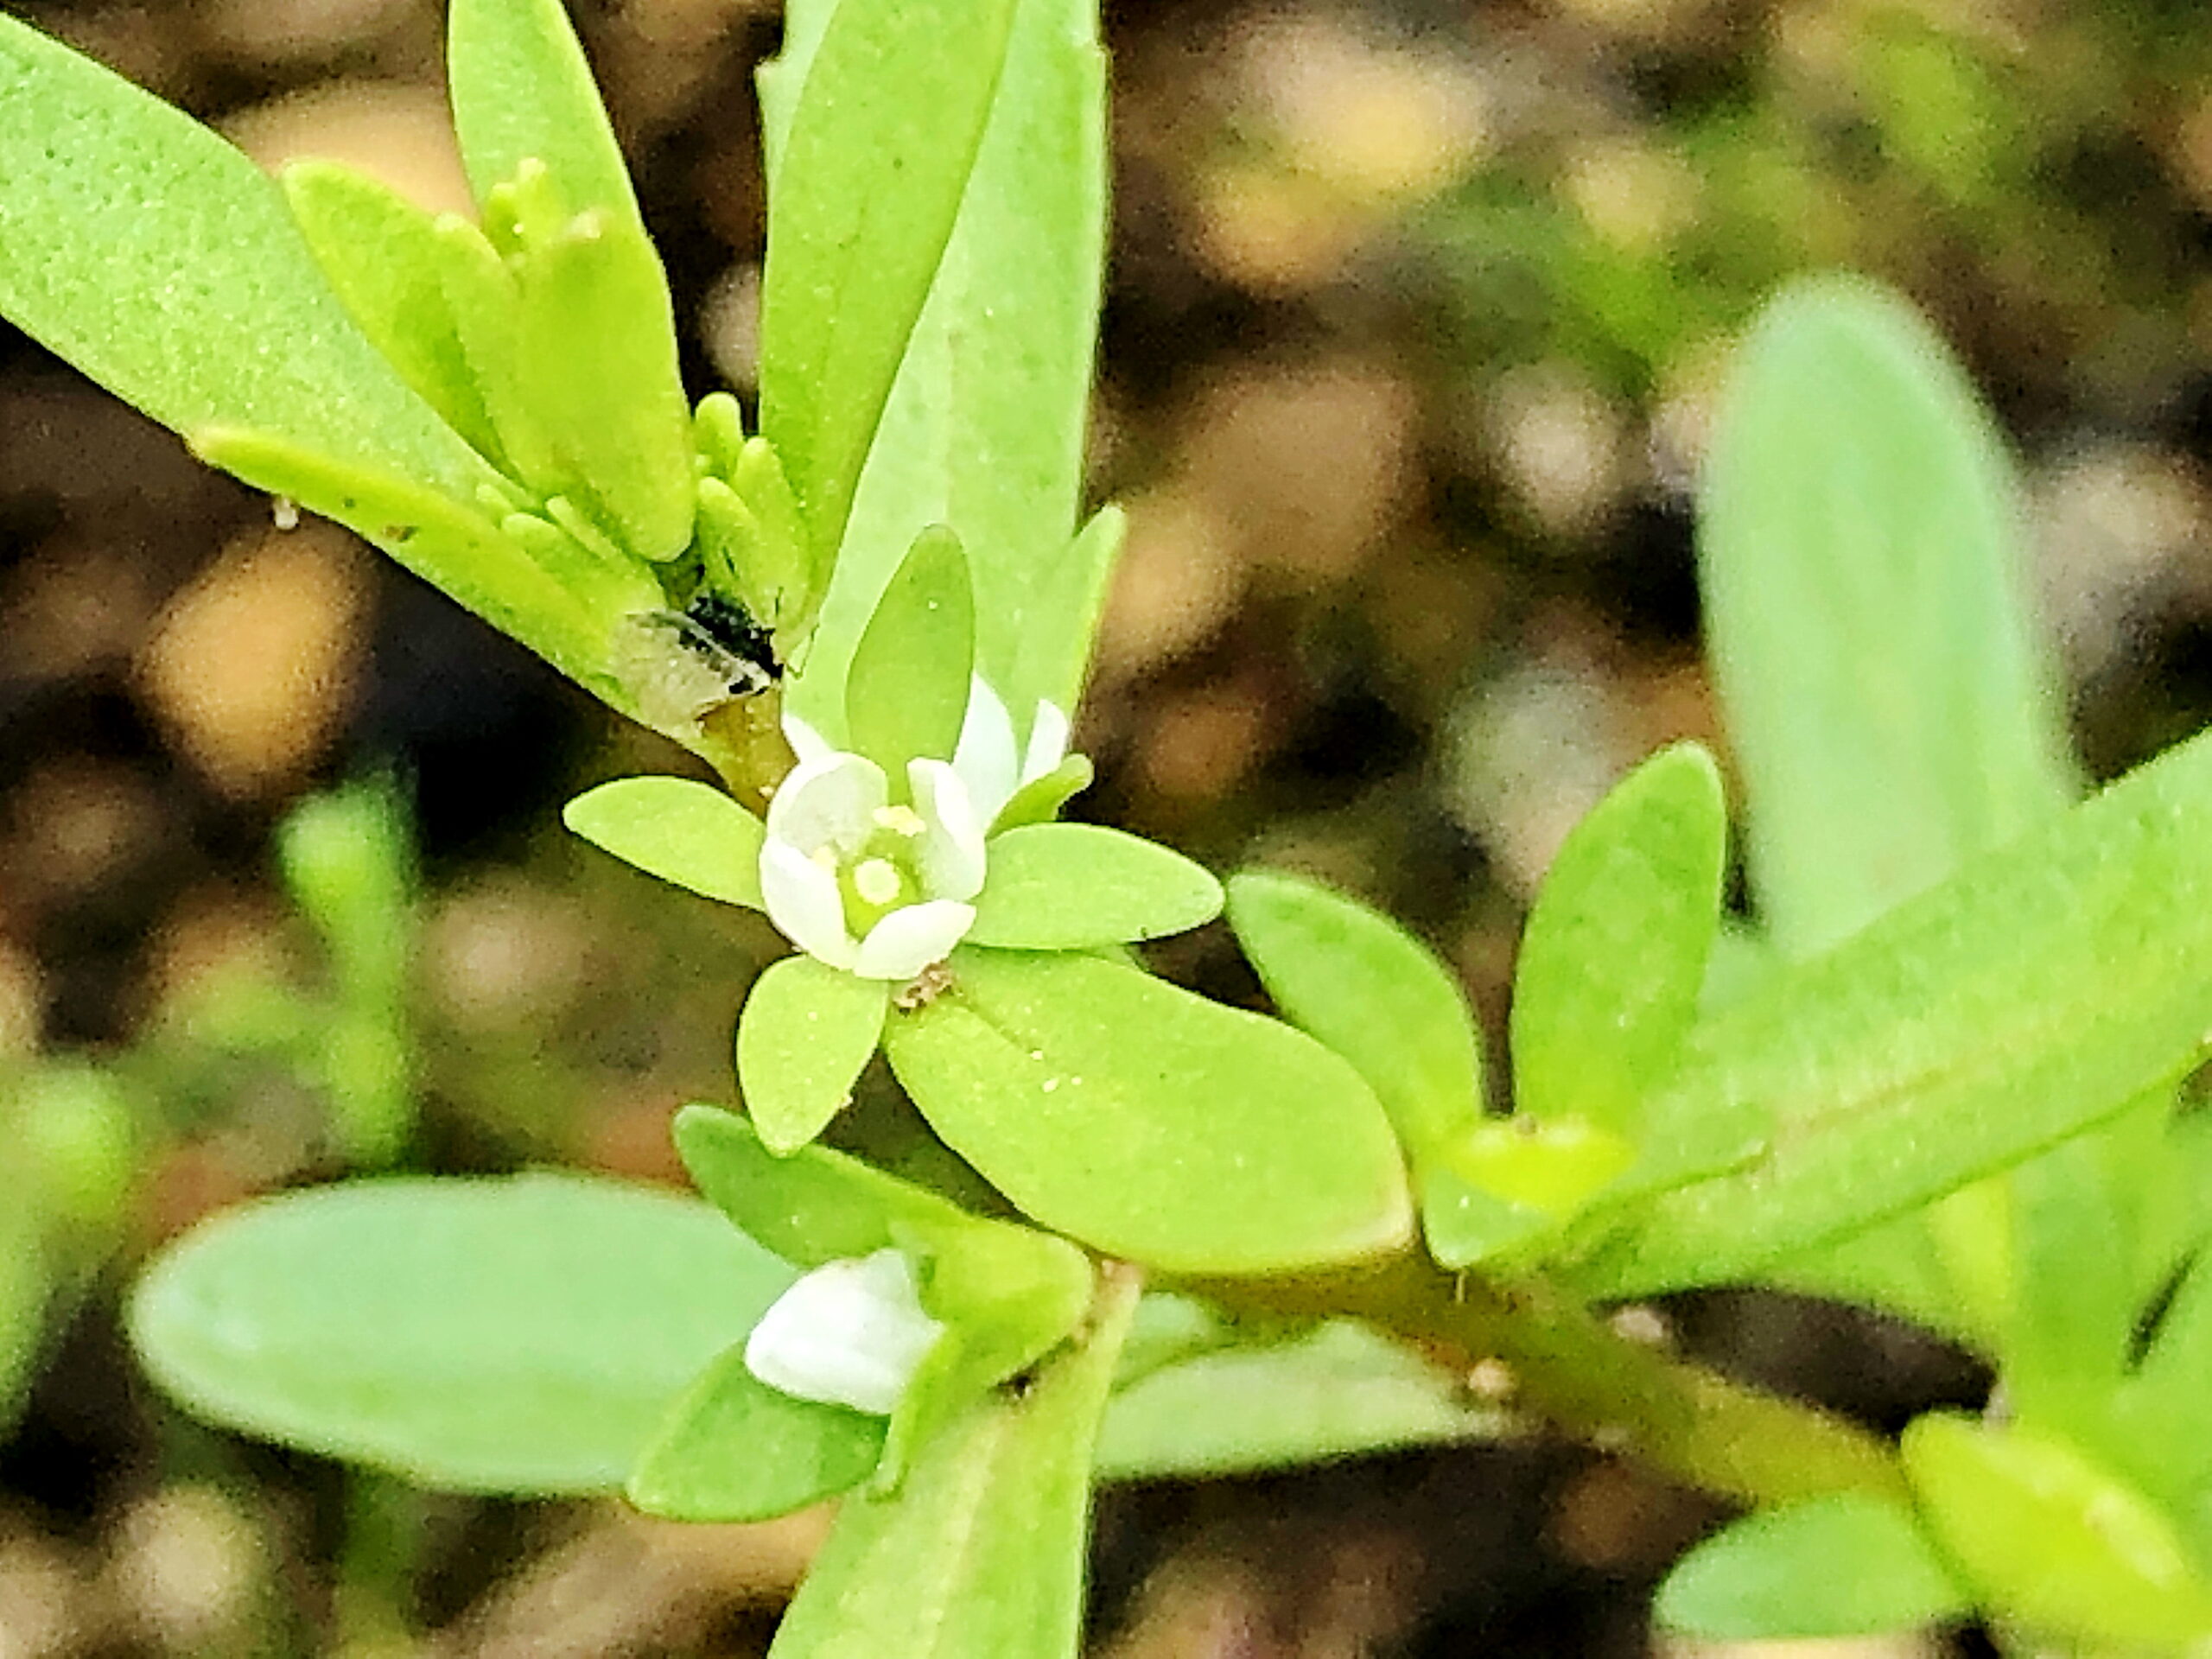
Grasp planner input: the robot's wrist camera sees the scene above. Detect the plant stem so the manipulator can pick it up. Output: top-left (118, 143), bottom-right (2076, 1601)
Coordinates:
top-left (1195, 1253), bottom-right (1909, 1509)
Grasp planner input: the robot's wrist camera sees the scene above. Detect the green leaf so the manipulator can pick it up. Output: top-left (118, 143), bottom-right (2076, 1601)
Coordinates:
top-left (779, 0), bottom-right (1107, 733)
top-left (762, 1268), bottom-right (1136, 1659)
top-left (280, 162), bottom-right (502, 461)
top-left (1510, 742), bottom-right (1725, 1138)
top-left (1902, 1413), bottom-right (2212, 1650)
top-left (882, 949), bottom-right (1413, 1274)
top-left (193, 428), bottom-right (647, 702)
top-left (968, 825), bottom-right (1222, 950)
top-left (0, 16), bottom-right (489, 498)
top-left (1096, 1319), bottom-right (1500, 1481)
top-left (0, 1190), bottom-right (49, 1433)
top-left (278, 778), bottom-right (414, 1005)
top-left (992, 753), bottom-right (1095, 834)
top-left (1227, 869), bottom-right (1483, 1159)
top-left (1700, 275), bottom-right (2075, 960)
top-left (1655, 1494), bottom-right (1969, 1639)
top-left (563, 776), bottom-right (766, 908)
top-left (627, 1344), bottom-right (885, 1522)
top-left (1567, 723), bottom-right (2212, 1298)
top-left (737, 957), bottom-right (889, 1154)
top-left (843, 527), bottom-right (975, 772)
top-left (127, 1176), bottom-right (793, 1494)
top-left (446, 0), bottom-right (643, 229)
top-left (756, 0), bottom-right (1022, 567)
top-left (512, 210), bottom-right (694, 562)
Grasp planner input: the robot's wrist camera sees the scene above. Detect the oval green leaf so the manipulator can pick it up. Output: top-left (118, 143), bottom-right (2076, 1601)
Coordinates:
top-left (969, 824), bottom-right (1222, 950)
top-left (736, 956), bottom-right (888, 1154)
top-left (1511, 742), bottom-right (1725, 1138)
top-left (563, 777), bottom-right (766, 909)
top-left (127, 1175), bottom-right (791, 1495)
top-left (0, 17), bottom-right (488, 499)
top-left (882, 950), bottom-right (1413, 1274)
top-left (1902, 1413), bottom-right (2212, 1650)
top-left (1656, 1493), bottom-right (1968, 1640)
top-left (842, 525), bottom-right (975, 772)
top-left (627, 1343), bottom-right (885, 1523)
top-left (1227, 869), bottom-right (1484, 1158)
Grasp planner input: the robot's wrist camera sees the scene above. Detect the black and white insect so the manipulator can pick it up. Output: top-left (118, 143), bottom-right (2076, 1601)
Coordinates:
top-left (618, 592), bottom-right (782, 726)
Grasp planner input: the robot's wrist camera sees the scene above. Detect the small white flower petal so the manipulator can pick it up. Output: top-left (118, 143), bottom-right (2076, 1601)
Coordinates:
top-left (760, 839), bottom-right (859, 969)
top-left (908, 759), bottom-right (988, 900)
top-left (853, 899), bottom-right (976, 980)
top-left (767, 752), bottom-right (887, 858)
top-left (781, 712), bottom-right (837, 767)
top-left (744, 1249), bottom-right (945, 1416)
top-left (1021, 700), bottom-right (1071, 786)
top-left (951, 675), bottom-right (1020, 823)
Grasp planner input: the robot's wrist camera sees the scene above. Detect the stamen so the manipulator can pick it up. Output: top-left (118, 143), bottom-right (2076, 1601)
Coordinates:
top-left (874, 804), bottom-right (927, 837)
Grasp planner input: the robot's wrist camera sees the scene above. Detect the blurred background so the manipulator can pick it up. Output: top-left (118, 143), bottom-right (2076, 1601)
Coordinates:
top-left (3, 0), bottom-right (2210, 1650)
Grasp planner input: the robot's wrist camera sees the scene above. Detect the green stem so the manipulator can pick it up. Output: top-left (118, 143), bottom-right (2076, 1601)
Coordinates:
top-left (1196, 1253), bottom-right (1908, 1509)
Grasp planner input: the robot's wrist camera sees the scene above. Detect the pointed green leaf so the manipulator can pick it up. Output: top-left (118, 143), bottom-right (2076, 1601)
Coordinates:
top-left (843, 527), bottom-right (975, 772)
top-left (968, 825), bottom-right (1221, 950)
top-left (992, 753), bottom-right (1095, 833)
top-left (1512, 743), bottom-right (1726, 1137)
top-left (192, 429), bottom-right (645, 701)
top-left (1096, 1319), bottom-right (1501, 1481)
top-left (773, 0), bottom-right (1104, 731)
top-left (757, 0), bottom-right (1020, 566)
top-left (433, 213), bottom-right (563, 493)
top-left (1655, 1494), bottom-right (1968, 1640)
top-left (447, 0), bottom-right (643, 229)
top-left (737, 957), bottom-right (888, 1154)
top-left (127, 1176), bottom-right (792, 1494)
top-left (563, 777), bottom-right (766, 908)
top-left (1700, 276), bottom-right (2075, 960)
top-left (1227, 870), bottom-right (1483, 1159)
top-left (1570, 723), bottom-right (2212, 1298)
top-left (1902, 1414), bottom-right (2212, 1650)
top-left (280, 162), bottom-right (502, 461)
top-left (512, 211), bottom-right (694, 561)
top-left (883, 950), bottom-right (1413, 1274)
top-left (627, 1343), bottom-right (885, 1522)
top-left (0, 16), bottom-right (487, 496)
top-left (763, 1268), bottom-right (1135, 1659)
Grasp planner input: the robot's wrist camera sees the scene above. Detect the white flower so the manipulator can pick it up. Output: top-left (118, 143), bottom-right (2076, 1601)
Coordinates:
top-left (949, 677), bottom-right (1071, 825)
top-left (762, 681), bottom-right (1071, 980)
top-left (744, 1249), bottom-right (945, 1415)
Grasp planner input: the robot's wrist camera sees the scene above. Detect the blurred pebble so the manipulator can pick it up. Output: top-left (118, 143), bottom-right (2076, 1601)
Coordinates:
top-left (1564, 136), bottom-right (1701, 254)
top-left (424, 876), bottom-right (594, 1034)
top-left (222, 81), bottom-right (474, 214)
top-left (1096, 486), bottom-right (1243, 682)
top-left (4, 759), bottom-right (164, 906)
top-left (1140, 681), bottom-right (1271, 804)
top-left (1179, 361), bottom-right (1416, 588)
top-left (203, 0), bottom-right (418, 65)
top-left (2031, 441), bottom-right (2211, 679)
top-left (137, 522), bottom-right (370, 799)
top-left (1548, 1459), bottom-right (1708, 1572)
top-left (105, 1484), bottom-right (266, 1651)
top-left (0, 1532), bottom-right (79, 1659)
top-left (1443, 636), bottom-right (1641, 895)
top-left (698, 262), bottom-right (763, 393)
top-left (1656, 1637), bottom-right (1938, 1659)
top-left (0, 543), bottom-right (163, 687)
top-left (0, 941), bottom-right (43, 1059)
top-left (1481, 361), bottom-right (1635, 542)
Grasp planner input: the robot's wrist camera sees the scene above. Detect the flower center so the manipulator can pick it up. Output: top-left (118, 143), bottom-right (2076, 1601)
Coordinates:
top-left (824, 803), bottom-right (934, 934)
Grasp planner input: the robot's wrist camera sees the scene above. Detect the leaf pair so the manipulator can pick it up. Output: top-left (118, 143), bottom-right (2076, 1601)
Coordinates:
top-left (1229, 741), bottom-right (1730, 1271)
